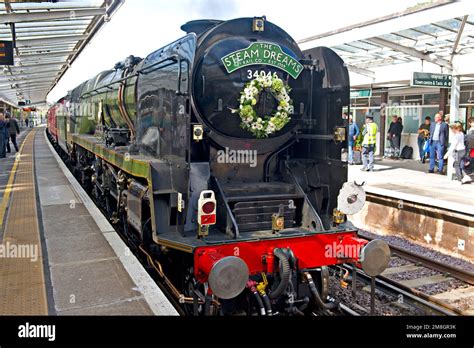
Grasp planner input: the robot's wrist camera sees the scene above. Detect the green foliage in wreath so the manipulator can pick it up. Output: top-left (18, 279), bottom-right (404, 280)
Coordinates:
top-left (232, 73), bottom-right (293, 138)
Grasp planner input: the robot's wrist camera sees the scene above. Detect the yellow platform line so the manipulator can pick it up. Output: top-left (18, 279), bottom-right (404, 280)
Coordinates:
top-left (0, 130), bottom-right (33, 231)
top-left (0, 129), bottom-right (48, 315)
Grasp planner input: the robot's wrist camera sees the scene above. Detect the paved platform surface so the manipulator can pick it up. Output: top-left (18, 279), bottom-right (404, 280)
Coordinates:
top-left (0, 128), bottom-right (177, 315)
top-left (0, 130), bottom-right (47, 314)
top-left (0, 128), bottom-right (31, 234)
top-left (349, 158), bottom-right (474, 215)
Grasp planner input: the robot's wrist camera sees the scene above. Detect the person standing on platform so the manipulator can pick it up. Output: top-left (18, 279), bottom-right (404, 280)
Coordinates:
top-left (466, 117), bottom-right (474, 173)
top-left (444, 114), bottom-right (455, 146)
top-left (428, 113), bottom-right (448, 174)
top-left (387, 115), bottom-right (403, 158)
top-left (0, 112), bottom-right (8, 158)
top-left (361, 115), bottom-right (378, 172)
top-left (444, 123), bottom-right (471, 184)
top-left (348, 115), bottom-right (359, 165)
top-left (5, 112), bottom-right (20, 153)
top-left (397, 116), bottom-right (404, 153)
top-left (25, 118), bottom-right (29, 128)
top-left (417, 116), bottom-right (431, 163)
top-left (467, 117), bottom-right (474, 154)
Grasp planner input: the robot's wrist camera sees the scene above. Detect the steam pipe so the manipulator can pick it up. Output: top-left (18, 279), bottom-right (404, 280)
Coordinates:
top-left (204, 294), bottom-right (212, 316)
top-left (260, 293), bottom-right (272, 316)
top-left (247, 280), bottom-right (265, 316)
top-left (304, 272), bottom-right (338, 310)
top-left (269, 248), bottom-right (291, 300)
top-left (254, 292), bottom-right (266, 316)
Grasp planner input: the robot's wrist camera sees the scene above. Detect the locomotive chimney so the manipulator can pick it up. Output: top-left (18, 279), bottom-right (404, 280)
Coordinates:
top-left (180, 19), bottom-right (223, 34)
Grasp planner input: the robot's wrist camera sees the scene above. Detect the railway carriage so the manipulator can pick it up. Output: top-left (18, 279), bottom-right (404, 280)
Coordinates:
top-left (47, 16), bottom-right (389, 315)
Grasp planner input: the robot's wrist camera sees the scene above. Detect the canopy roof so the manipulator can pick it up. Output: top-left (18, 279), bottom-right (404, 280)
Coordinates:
top-left (299, 1), bottom-right (474, 79)
top-left (0, 0), bottom-right (124, 108)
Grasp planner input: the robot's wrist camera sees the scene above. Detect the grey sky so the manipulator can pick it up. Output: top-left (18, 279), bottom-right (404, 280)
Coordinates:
top-left (48, 0), bottom-right (423, 102)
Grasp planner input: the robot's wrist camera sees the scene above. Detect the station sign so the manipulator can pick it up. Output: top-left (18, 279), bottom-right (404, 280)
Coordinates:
top-left (0, 41), bottom-right (14, 66)
top-left (18, 100), bottom-right (31, 106)
top-left (411, 72), bottom-right (452, 88)
top-left (350, 89), bottom-right (372, 98)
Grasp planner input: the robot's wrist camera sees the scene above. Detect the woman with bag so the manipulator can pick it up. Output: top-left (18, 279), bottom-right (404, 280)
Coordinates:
top-left (466, 117), bottom-right (474, 173)
top-left (444, 123), bottom-right (471, 184)
top-left (418, 116), bottom-right (431, 163)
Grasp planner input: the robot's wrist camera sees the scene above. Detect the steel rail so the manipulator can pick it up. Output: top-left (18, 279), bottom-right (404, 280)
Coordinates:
top-left (361, 234), bottom-right (474, 285)
top-left (346, 265), bottom-right (460, 316)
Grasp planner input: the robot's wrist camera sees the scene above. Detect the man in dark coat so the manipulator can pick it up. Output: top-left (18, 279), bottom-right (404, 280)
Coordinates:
top-left (428, 113), bottom-right (449, 173)
top-left (0, 112), bottom-right (8, 158)
top-left (387, 115), bottom-right (403, 158)
top-left (5, 112), bottom-right (20, 153)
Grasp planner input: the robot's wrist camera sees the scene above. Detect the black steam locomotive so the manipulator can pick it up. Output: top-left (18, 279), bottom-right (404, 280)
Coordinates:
top-left (47, 16), bottom-right (389, 315)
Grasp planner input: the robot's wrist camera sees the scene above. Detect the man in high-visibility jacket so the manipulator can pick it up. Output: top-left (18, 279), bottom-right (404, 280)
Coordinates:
top-left (361, 115), bottom-right (378, 172)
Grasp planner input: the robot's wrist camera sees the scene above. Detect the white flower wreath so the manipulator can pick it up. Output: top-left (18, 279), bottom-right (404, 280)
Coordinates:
top-left (232, 72), bottom-right (293, 138)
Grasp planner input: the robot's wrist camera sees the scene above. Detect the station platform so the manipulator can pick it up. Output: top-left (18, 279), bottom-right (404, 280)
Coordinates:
top-left (0, 127), bottom-right (177, 315)
top-left (350, 158), bottom-right (474, 215)
top-left (0, 127), bottom-right (32, 220)
top-left (348, 158), bottom-right (474, 261)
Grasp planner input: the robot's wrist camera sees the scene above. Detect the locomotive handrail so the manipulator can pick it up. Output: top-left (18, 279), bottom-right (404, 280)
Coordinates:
top-left (176, 57), bottom-right (190, 96)
top-left (137, 55), bottom-right (179, 75)
top-left (263, 138), bottom-right (297, 182)
top-left (299, 58), bottom-right (319, 68)
top-left (212, 176), bottom-right (240, 239)
top-left (298, 134), bottom-right (335, 140)
top-left (284, 162), bottom-right (325, 231)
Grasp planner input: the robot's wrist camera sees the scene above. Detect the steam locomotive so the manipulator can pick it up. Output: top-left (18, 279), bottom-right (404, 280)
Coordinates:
top-left (47, 16), bottom-right (389, 315)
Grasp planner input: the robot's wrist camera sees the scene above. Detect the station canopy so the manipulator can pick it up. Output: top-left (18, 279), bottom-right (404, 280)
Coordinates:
top-left (0, 0), bottom-right (124, 109)
top-left (298, 2), bottom-right (474, 79)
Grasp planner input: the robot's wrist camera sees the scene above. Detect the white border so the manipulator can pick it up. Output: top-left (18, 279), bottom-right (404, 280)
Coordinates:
top-left (43, 130), bottom-right (178, 315)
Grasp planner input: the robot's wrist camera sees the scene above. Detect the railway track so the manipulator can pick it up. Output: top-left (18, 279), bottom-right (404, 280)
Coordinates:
top-left (386, 243), bottom-right (474, 285)
top-left (350, 265), bottom-right (462, 316)
top-left (335, 234), bottom-right (474, 316)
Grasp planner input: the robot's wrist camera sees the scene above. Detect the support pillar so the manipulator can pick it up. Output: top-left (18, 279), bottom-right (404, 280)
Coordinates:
top-left (439, 88), bottom-right (448, 116)
top-left (379, 91), bottom-right (388, 156)
top-left (447, 75), bottom-right (461, 180)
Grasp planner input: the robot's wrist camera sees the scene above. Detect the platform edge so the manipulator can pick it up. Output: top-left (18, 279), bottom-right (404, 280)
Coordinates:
top-left (43, 129), bottom-right (179, 316)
